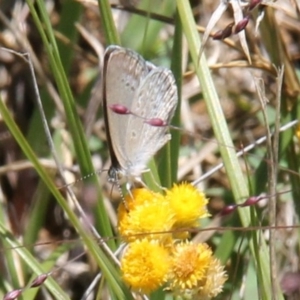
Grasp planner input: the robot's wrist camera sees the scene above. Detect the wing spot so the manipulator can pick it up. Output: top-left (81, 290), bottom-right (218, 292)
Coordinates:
top-left (150, 96), bottom-right (156, 103)
top-left (123, 81), bottom-right (135, 92)
top-left (131, 130), bottom-right (137, 139)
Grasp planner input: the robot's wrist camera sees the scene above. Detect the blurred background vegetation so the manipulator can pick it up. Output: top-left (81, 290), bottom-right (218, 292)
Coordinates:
top-left (0, 0), bottom-right (299, 299)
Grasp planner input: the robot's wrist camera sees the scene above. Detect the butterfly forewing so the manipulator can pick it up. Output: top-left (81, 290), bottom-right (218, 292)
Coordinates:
top-left (103, 46), bottom-right (149, 171)
top-left (102, 45), bottom-right (177, 183)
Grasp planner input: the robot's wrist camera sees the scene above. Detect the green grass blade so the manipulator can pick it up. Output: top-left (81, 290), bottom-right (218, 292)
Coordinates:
top-left (176, 1), bottom-right (281, 298)
top-left (26, 0), bottom-right (114, 244)
top-left (98, 0), bottom-right (120, 45)
top-left (0, 96), bottom-right (133, 299)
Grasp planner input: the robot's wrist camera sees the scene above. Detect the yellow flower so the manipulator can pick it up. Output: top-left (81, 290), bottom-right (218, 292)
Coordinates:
top-left (166, 183), bottom-right (210, 228)
top-left (118, 188), bottom-right (175, 242)
top-left (118, 188), bottom-right (161, 213)
top-left (197, 257), bottom-right (227, 299)
top-left (121, 239), bottom-right (171, 294)
top-left (168, 242), bottom-right (212, 293)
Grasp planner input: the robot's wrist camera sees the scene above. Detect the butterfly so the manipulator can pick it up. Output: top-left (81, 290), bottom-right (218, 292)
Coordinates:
top-left (102, 45), bottom-right (178, 186)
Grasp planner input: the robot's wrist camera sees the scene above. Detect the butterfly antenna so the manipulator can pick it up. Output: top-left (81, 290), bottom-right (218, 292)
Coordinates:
top-left (57, 170), bottom-right (105, 190)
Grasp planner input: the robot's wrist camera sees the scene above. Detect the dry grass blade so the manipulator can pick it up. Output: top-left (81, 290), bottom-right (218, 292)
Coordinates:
top-left (198, 0), bottom-right (228, 62)
top-left (230, 0), bottom-right (251, 63)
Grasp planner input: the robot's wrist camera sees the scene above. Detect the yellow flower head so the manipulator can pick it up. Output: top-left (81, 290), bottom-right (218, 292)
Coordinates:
top-left (121, 239), bottom-right (171, 294)
top-left (118, 188), bottom-right (175, 242)
top-left (119, 188), bottom-right (160, 213)
top-left (197, 257), bottom-right (227, 299)
top-left (166, 183), bottom-right (210, 228)
top-left (168, 241), bottom-right (212, 293)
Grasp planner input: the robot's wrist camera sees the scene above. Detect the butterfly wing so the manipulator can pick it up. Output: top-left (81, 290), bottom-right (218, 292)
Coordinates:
top-left (123, 66), bottom-right (178, 178)
top-left (102, 46), bottom-right (150, 177)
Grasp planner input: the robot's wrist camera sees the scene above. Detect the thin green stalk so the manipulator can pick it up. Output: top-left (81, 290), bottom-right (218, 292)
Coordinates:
top-left (98, 0), bottom-right (120, 45)
top-left (26, 0), bottom-right (114, 245)
top-left (176, 1), bottom-right (278, 298)
top-left (0, 97), bottom-right (133, 300)
top-left (159, 10), bottom-right (182, 188)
